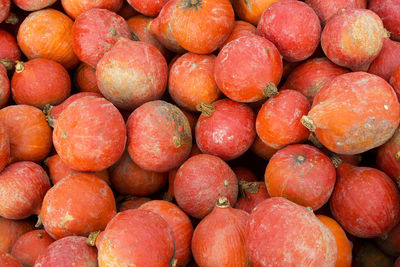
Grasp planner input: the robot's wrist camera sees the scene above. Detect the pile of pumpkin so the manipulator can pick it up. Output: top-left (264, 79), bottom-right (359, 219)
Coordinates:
top-left (0, 0), bottom-right (400, 266)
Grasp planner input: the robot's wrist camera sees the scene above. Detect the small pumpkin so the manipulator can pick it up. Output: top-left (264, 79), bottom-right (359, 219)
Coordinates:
top-left (61, 0), bottom-right (123, 19)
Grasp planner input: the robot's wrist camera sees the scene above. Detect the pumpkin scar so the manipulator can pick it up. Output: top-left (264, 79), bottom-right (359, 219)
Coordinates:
top-left (58, 212), bottom-right (74, 227)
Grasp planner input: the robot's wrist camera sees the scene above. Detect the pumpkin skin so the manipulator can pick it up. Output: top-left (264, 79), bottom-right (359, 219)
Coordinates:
top-left (0, 161), bottom-right (50, 220)
top-left (215, 35), bottom-right (283, 103)
top-left (391, 65), bottom-right (400, 99)
top-left (369, 0), bottom-right (400, 41)
top-left (250, 136), bottom-right (278, 160)
top-left (303, 72), bottom-right (400, 155)
top-left (41, 173), bottom-right (116, 240)
top-left (235, 181), bottom-right (270, 214)
top-left (170, 0), bottom-right (235, 54)
top-left (0, 0), bottom-right (10, 24)
top-left (11, 58), bottom-right (71, 109)
top-left (305, 0), bottom-right (366, 25)
top-left (127, 100), bottom-right (192, 172)
top-left (96, 38), bottom-right (168, 110)
top-left (127, 15), bottom-right (171, 60)
top-left (11, 230), bottom-right (54, 267)
top-left (118, 197), bottom-right (151, 212)
top-left (232, 167), bottom-right (257, 182)
top-left (73, 63), bottom-right (100, 94)
top-left (232, 0), bottom-right (282, 25)
top-left (257, 0), bottom-right (321, 62)
top-left (0, 64), bottom-right (10, 109)
top-left (220, 20), bottom-right (256, 50)
top-left (127, 0), bottom-right (169, 16)
top-left (0, 29), bottom-right (21, 71)
top-left (281, 57), bottom-right (349, 103)
top-left (321, 9), bottom-right (385, 71)
top-left (13, 0), bottom-right (57, 11)
top-left (34, 236), bottom-right (98, 267)
top-left (256, 90), bottom-right (310, 150)
top-left (196, 100), bottom-right (256, 161)
top-left (330, 163), bottom-right (400, 238)
top-left (97, 209), bottom-right (175, 267)
top-left (150, 0), bottom-right (186, 53)
top-left (0, 218), bottom-right (33, 253)
top-left (45, 154), bottom-right (110, 185)
top-left (375, 222), bottom-right (400, 257)
top-left (174, 154), bottom-right (238, 219)
top-left (265, 144), bottom-right (336, 210)
top-left (246, 197), bottom-right (337, 267)
top-left (53, 96), bottom-right (126, 172)
top-left (0, 253), bottom-right (22, 267)
top-left (377, 127), bottom-right (400, 184)
top-left (0, 105), bottom-right (52, 163)
top-left (192, 198), bottom-right (251, 267)
top-left (61, 0), bottom-right (123, 19)
top-left (317, 215), bottom-right (353, 267)
top-left (71, 8), bottom-right (131, 68)
top-left (139, 200), bottom-right (194, 267)
top-left (168, 53), bottom-right (220, 112)
top-left (368, 38), bottom-right (400, 81)
top-left (110, 151), bottom-right (168, 196)
top-left (17, 9), bottom-right (79, 70)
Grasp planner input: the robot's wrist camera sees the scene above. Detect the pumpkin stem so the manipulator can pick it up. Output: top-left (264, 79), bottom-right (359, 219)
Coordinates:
top-left (305, 207), bottom-right (314, 212)
top-left (5, 12), bottom-right (18, 25)
top-left (301, 116), bottom-right (316, 132)
top-left (263, 82), bottom-right (278, 98)
top-left (295, 155), bottom-right (306, 164)
top-left (394, 151), bottom-right (400, 161)
top-left (384, 28), bottom-right (391, 38)
top-left (86, 231), bottom-right (101, 247)
top-left (35, 215), bottom-right (42, 228)
top-left (216, 197), bottom-right (230, 208)
top-left (15, 61), bottom-right (25, 73)
top-left (191, 0), bottom-right (199, 5)
top-left (380, 233), bottom-right (389, 240)
top-left (163, 192), bottom-right (173, 202)
top-left (308, 133), bottom-right (323, 148)
top-left (239, 181), bottom-right (260, 198)
top-left (0, 58), bottom-right (13, 71)
top-left (130, 30), bottom-right (140, 41)
top-left (196, 101), bottom-right (215, 117)
top-left (170, 259), bottom-right (178, 267)
top-left (43, 104), bottom-right (55, 128)
top-left (330, 153), bottom-right (342, 168)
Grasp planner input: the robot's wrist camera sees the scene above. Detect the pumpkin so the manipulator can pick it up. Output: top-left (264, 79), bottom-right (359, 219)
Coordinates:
top-left (34, 236), bottom-right (98, 266)
top-left (170, 0), bottom-right (235, 54)
top-left (281, 57), bottom-right (349, 103)
top-left (196, 99), bottom-right (256, 161)
top-left (41, 173), bottom-right (116, 240)
top-left (321, 9), bottom-right (386, 71)
top-left (61, 0), bottom-right (123, 19)
top-left (13, 0), bottom-right (57, 11)
top-left (0, 29), bottom-right (21, 71)
top-left (73, 63), bottom-right (101, 94)
top-left (0, 161), bottom-right (50, 220)
top-left (305, 0), bottom-right (366, 24)
top-left (11, 58), bottom-right (71, 109)
top-left (127, 100), bottom-right (192, 172)
top-left (174, 154), bottom-right (238, 219)
top-left (192, 197), bottom-right (251, 266)
top-left (256, 90), bottom-right (310, 149)
top-left (377, 127), bottom-right (400, 184)
top-left (0, 105), bottom-right (52, 163)
top-left (317, 215), bottom-right (353, 267)
top-left (110, 151), bottom-right (168, 196)
top-left (302, 72), bottom-right (400, 155)
top-left (232, 0), bottom-right (282, 25)
top-left (391, 65), bottom-right (400, 99)
top-left (375, 222), bottom-right (400, 257)
top-left (246, 197), bottom-right (337, 266)
top-left (53, 96), bottom-right (126, 172)
top-left (369, 38), bottom-right (400, 81)
top-left (0, 0), bottom-right (10, 24)
top-left (168, 53), bottom-right (220, 112)
top-left (214, 35), bottom-right (283, 102)
top-left (257, 0), bottom-right (321, 62)
top-left (369, 0), bottom-right (400, 41)
top-left (330, 163), bottom-right (400, 238)
top-left (139, 200), bottom-right (194, 266)
top-left (220, 20), bottom-right (256, 50)
top-left (235, 181), bottom-right (270, 214)
top-left (71, 8), bottom-right (131, 68)
top-left (0, 218), bottom-right (33, 253)
top-left (0, 64), bottom-right (10, 109)
top-left (97, 209), bottom-right (175, 266)
top-left (118, 197), bottom-right (151, 212)
top-left (11, 230), bottom-right (54, 267)
top-left (250, 136), bottom-right (278, 160)
top-left (96, 38), bottom-right (168, 110)
top-left (232, 167), bottom-right (257, 182)
top-left (0, 253), bottom-right (22, 267)
top-left (17, 9), bottom-right (79, 70)
top-left (127, 0), bottom-right (169, 17)
top-left (127, 15), bottom-right (171, 60)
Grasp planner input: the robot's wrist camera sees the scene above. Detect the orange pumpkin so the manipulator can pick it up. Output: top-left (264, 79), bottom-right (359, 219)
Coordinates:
top-left (232, 0), bottom-right (282, 25)
top-left (61, 0), bottom-right (123, 19)
top-left (73, 63), bottom-right (101, 94)
top-left (220, 20), bottom-right (256, 50)
top-left (17, 9), bottom-right (79, 70)
top-left (0, 218), bottom-right (33, 253)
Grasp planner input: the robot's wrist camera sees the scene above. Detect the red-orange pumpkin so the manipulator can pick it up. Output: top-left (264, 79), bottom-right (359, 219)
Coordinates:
top-left (127, 0), bottom-right (169, 17)
top-left (369, 38), bottom-right (400, 81)
top-left (0, 218), bottom-right (33, 253)
top-left (13, 0), bottom-right (57, 11)
top-left (118, 197), bottom-right (151, 212)
top-left (0, 253), bottom-right (22, 267)
top-left (0, 0), bottom-right (10, 24)
top-left (377, 127), bottom-right (400, 184)
top-left (235, 181), bottom-right (270, 214)
top-left (391, 65), bottom-right (400, 99)
top-left (232, 166), bottom-right (257, 182)
top-left (250, 136), bottom-right (278, 160)
top-left (61, 0), bottom-right (123, 19)
top-left (0, 29), bottom-right (21, 71)
top-left (0, 64), bottom-right (10, 109)
top-left (232, 0), bottom-right (282, 25)
top-left (305, 0), bottom-right (366, 24)
top-left (73, 63), bottom-right (100, 94)
top-left (220, 20), bottom-right (256, 50)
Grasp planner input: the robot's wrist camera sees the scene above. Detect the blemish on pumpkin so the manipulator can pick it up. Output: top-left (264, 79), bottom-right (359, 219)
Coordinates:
top-left (58, 212), bottom-right (74, 227)
top-left (223, 180), bottom-right (229, 187)
top-left (61, 131), bottom-right (67, 139)
top-left (295, 155), bottom-right (306, 164)
top-left (109, 28), bottom-right (118, 36)
top-left (394, 151), bottom-right (400, 161)
top-left (172, 136), bottom-right (181, 147)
